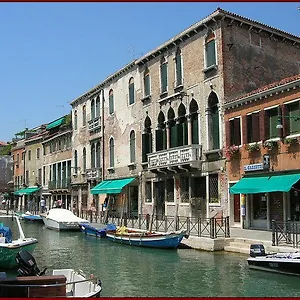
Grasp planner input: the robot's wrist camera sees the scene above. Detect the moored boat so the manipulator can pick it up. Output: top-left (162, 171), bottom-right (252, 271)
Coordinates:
top-left (106, 226), bottom-right (188, 249)
top-left (247, 244), bottom-right (300, 276)
top-left (79, 223), bottom-right (116, 238)
top-left (22, 212), bottom-right (43, 223)
top-left (0, 215), bottom-right (38, 269)
top-left (0, 249), bottom-right (102, 298)
top-left (41, 208), bottom-right (89, 231)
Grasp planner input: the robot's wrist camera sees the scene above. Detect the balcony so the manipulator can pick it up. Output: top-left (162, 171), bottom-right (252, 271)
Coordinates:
top-left (48, 178), bottom-right (71, 190)
top-left (88, 117), bottom-right (101, 133)
top-left (147, 144), bottom-right (202, 173)
top-left (85, 168), bottom-right (102, 181)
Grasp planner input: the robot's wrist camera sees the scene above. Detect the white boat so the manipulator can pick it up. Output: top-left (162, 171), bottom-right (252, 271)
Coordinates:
top-left (0, 250), bottom-right (102, 298)
top-left (247, 244), bottom-right (300, 276)
top-left (41, 208), bottom-right (89, 231)
top-left (0, 215), bottom-right (38, 269)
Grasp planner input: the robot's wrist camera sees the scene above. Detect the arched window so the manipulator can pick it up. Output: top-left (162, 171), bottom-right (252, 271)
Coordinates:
top-left (109, 138), bottom-right (115, 168)
top-left (74, 150), bottom-right (78, 174)
top-left (109, 89), bottom-right (114, 115)
top-left (83, 148), bottom-right (86, 172)
top-left (177, 104), bottom-right (188, 146)
top-left (205, 30), bottom-right (216, 68)
top-left (208, 92), bottom-right (220, 150)
top-left (91, 99), bottom-right (95, 120)
top-left (82, 105), bottom-right (86, 126)
top-left (144, 68), bottom-right (150, 97)
top-left (91, 144), bottom-right (95, 168)
top-left (74, 110), bottom-right (78, 130)
top-left (129, 130), bottom-right (136, 164)
top-left (160, 56), bottom-right (168, 93)
top-left (129, 77), bottom-right (135, 105)
top-left (168, 108), bottom-right (176, 148)
top-left (156, 112), bottom-right (166, 151)
top-left (96, 141), bottom-right (101, 168)
top-left (190, 99), bottom-right (199, 144)
top-left (175, 48), bottom-right (182, 86)
top-left (96, 96), bottom-right (100, 117)
top-left (142, 116), bottom-right (152, 163)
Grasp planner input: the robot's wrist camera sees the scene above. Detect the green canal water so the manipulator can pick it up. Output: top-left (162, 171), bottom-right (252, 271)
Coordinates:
top-left (3, 219), bottom-right (300, 297)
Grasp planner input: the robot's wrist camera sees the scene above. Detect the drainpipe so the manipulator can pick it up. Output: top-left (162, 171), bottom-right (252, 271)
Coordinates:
top-left (101, 89), bottom-right (105, 181)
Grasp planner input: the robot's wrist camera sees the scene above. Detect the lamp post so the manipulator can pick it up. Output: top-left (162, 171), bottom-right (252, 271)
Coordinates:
top-left (276, 112), bottom-right (300, 130)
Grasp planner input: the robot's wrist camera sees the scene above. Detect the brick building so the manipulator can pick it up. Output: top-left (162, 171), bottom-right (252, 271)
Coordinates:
top-left (225, 75), bottom-right (300, 230)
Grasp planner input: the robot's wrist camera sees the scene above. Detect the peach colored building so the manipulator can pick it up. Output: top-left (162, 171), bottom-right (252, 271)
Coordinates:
top-left (224, 75), bottom-right (300, 230)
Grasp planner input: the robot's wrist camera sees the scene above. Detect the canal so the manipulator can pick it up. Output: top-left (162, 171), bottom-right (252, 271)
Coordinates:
top-left (4, 219), bottom-right (300, 297)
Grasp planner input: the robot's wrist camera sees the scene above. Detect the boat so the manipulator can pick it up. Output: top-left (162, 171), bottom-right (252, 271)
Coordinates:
top-left (22, 212), bottom-right (43, 223)
top-left (41, 208), bottom-right (89, 231)
top-left (247, 244), bottom-right (300, 276)
top-left (106, 226), bottom-right (188, 249)
top-left (0, 215), bottom-right (38, 269)
top-left (0, 249), bottom-right (102, 298)
top-left (79, 223), bottom-right (116, 238)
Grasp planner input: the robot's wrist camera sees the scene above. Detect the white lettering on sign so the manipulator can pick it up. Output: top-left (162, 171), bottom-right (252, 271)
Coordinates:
top-left (243, 163), bottom-right (264, 172)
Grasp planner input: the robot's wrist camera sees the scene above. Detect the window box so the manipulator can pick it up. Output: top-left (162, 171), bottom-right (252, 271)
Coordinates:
top-left (245, 142), bottom-right (260, 153)
top-left (223, 145), bottom-right (240, 160)
top-left (285, 137), bottom-right (299, 145)
top-left (263, 140), bottom-right (278, 151)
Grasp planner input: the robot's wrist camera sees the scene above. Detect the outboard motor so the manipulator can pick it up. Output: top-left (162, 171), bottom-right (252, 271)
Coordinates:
top-left (250, 244), bottom-right (266, 257)
top-left (15, 250), bottom-right (46, 276)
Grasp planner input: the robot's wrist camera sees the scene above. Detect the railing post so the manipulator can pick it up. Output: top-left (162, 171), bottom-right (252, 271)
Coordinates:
top-left (187, 217), bottom-right (190, 234)
top-left (146, 214), bottom-right (150, 231)
top-left (271, 219), bottom-right (276, 246)
top-left (286, 218), bottom-right (291, 244)
top-left (225, 216), bottom-right (230, 238)
top-left (210, 217), bottom-right (215, 239)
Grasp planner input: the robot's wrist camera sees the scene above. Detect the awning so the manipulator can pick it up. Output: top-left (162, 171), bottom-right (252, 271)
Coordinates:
top-left (46, 117), bottom-right (65, 130)
top-left (230, 173), bottom-right (300, 194)
top-left (14, 186), bottom-right (41, 196)
top-left (91, 177), bottom-right (135, 195)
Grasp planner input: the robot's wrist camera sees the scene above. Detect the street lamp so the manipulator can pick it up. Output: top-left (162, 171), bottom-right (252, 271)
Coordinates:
top-left (276, 113), bottom-right (300, 129)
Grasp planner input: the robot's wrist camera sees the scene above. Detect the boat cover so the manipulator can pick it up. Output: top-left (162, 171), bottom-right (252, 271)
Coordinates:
top-left (0, 225), bottom-right (12, 243)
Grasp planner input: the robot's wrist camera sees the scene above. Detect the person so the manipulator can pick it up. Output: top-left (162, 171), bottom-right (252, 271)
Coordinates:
top-left (40, 197), bottom-right (46, 213)
top-left (56, 199), bottom-right (62, 208)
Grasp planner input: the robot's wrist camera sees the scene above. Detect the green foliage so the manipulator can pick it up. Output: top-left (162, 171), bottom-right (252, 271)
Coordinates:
top-left (0, 144), bottom-right (12, 155)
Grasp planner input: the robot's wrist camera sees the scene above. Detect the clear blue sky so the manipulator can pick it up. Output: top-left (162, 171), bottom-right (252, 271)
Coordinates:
top-left (1, 2), bottom-right (299, 142)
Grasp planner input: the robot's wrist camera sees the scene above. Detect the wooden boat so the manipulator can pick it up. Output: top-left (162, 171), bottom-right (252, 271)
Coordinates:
top-left (79, 223), bottom-right (116, 238)
top-left (41, 208), bottom-right (89, 231)
top-left (0, 215), bottom-right (38, 269)
top-left (247, 244), bottom-right (300, 276)
top-left (22, 212), bottom-right (43, 223)
top-left (106, 226), bottom-right (188, 249)
top-left (0, 250), bottom-right (102, 298)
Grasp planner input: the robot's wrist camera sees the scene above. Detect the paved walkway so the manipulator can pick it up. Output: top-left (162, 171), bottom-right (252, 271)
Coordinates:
top-left (230, 227), bottom-right (272, 241)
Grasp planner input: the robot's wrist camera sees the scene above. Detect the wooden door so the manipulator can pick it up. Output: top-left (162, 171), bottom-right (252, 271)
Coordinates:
top-left (234, 194), bottom-right (240, 223)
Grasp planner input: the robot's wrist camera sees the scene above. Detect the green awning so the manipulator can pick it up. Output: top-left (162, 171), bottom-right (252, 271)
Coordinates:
top-left (91, 177), bottom-right (136, 195)
top-left (230, 173), bottom-right (300, 194)
top-left (46, 117), bottom-right (65, 130)
top-left (14, 186), bottom-right (41, 196)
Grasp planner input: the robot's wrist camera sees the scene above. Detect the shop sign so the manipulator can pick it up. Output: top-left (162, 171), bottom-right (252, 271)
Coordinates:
top-left (244, 163), bottom-right (264, 172)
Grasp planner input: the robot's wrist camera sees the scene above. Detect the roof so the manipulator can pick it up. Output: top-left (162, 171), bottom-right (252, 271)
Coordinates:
top-left (0, 141), bottom-right (8, 146)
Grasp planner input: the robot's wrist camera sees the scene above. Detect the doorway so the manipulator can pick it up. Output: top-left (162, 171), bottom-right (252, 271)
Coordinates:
top-left (233, 194), bottom-right (240, 223)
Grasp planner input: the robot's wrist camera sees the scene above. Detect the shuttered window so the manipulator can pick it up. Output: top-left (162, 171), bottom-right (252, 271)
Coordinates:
top-left (142, 133), bottom-right (152, 163)
top-left (247, 112), bottom-right (260, 143)
top-left (130, 131), bottom-right (136, 163)
top-left (229, 117), bottom-right (241, 146)
top-left (109, 90), bottom-right (114, 115)
top-left (82, 105), bottom-right (86, 126)
top-left (191, 114), bottom-right (199, 144)
top-left (211, 106), bottom-right (219, 149)
top-left (268, 108), bottom-right (279, 138)
top-left (160, 60), bottom-right (168, 93)
top-left (144, 68), bottom-right (150, 96)
top-left (129, 78), bottom-right (135, 105)
top-left (288, 101), bottom-right (300, 134)
top-left (175, 49), bottom-right (182, 86)
top-left (205, 39), bottom-right (216, 68)
top-left (109, 138), bottom-right (114, 168)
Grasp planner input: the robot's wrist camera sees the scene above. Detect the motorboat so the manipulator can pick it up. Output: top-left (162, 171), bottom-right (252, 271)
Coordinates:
top-left (0, 215), bottom-right (38, 269)
top-left (106, 226), bottom-right (188, 249)
top-left (247, 244), bottom-right (300, 276)
top-left (22, 212), bottom-right (43, 223)
top-left (79, 223), bottom-right (116, 238)
top-left (0, 249), bottom-right (102, 298)
top-left (41, 208), bottom-right (89, 231)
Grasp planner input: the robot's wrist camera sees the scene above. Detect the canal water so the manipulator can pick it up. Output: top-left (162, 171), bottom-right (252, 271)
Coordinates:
top-left (4, 219), bottom-right (300, 297)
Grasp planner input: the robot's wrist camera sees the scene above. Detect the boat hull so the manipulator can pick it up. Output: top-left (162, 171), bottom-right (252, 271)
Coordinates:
top-left (23, 215), bottom-right (43, 223)
top-left (106, 231), bottom-right (185, 249)
top-left (247, 257), bottom-right (300, 276)
top-left (79, 223), bottom-right (106, 238)
top-left (0, 239), bottom-right (38, 269)
top-left (42, 217), bottom-right (87, 231)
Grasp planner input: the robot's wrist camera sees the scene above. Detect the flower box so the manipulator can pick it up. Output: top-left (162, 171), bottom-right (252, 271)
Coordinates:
top-left (285, 137), bottom-right (298, 145)
top-left (224, 145), bottom-right (240, 159)
top-left (245, 143), bottom-right (260, 153)
top-left (263, 140), bottom-right (278, 151)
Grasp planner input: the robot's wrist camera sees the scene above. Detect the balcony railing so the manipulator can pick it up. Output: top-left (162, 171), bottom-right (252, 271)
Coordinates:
top-left (88, 117), bottom-right (101, 132)
top-left (147, 144), bottom-right (202, 170)
top-left (48, 178), bottom-right (71, 190)
top-left (85, 168), bottom-right (102, 180)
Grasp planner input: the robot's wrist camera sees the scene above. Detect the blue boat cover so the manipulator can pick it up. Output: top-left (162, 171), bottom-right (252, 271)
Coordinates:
top-left (0, 225), bottom-right (12, 243)
top-left (106, 224), bottom-right (117, 231)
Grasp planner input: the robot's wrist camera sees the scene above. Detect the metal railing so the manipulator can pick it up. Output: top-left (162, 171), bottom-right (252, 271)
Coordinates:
top-left (272, 219), bottom-right (300, 248)
top-left (78, 210), bottom-right (230, 239)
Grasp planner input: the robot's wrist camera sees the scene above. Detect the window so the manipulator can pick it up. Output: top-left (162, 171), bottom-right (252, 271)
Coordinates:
top-left (229, 117), bottom-right (241, 146)
top-left (38, 168), bottom-right (42, 184)
top-left (74, 150), bottom-right (78, 174)
top-left (91, 144), bottom-right (95, 168)
top-left (287, 101), bottom-right (300, 135)
top-left (74, 110), bottom-right (78, 130)
top-left (144, 68), bottom-right (150, 97)
top-left (96, 96), bottom-right (100, 117)
top-left (82, 105), bottom-right (86, 126)
top-left (91, 99), bottom-right (95, 120)
top-left (266, 107), bottom-right (279, 139)
top-left (109, 138), bottom-right (115, 168)
top-left (208, 92), bottom-right (220, 150)
top-left (83, 148), bottom-right (86, 172)
top-left (142, 116), bottom-right (152, 163)
top-left (130, 130), bottom-right (136, 164)
top-left (28, 150), bottom-right (31, 161)
top-left (175, 48), bottom-right (183, 86)
top-left (205, 31), bottom-right (216, 68)
top-left (190, 99), bottom-right (199, 144)
top-left (109, 89), bottom-right (114, 114)
top-left (209, 174), bottom-right (219, 204)
top-left (160, 57), bottom-right (168, 93)
top-left (96, 141), bottom-right (101, 168)
top-left (129, 77), bottom-right (135, 105)
top-left (247, 112), bottom-right (260, 143)
top-left (36, 148), bottom-right (40, 159)
top-left (166, 178), bottom-right (174, 202)
top-left (145, 182), bottom-right (152, 203)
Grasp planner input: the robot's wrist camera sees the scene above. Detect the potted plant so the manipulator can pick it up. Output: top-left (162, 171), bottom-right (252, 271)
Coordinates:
top-left (224, 145), bottom-right (240, 160)
top-left (263, 140), bottom-right (278, 151)
top-left (245, 142), bottom-right (260, 153)
top-left (285, 137), bottom-right (298, 146)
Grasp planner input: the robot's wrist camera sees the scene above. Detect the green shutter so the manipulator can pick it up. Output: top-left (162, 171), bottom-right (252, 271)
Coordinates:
top-left (183, 121), bottom-right (188, 145)
top-left (170, 125), bottom-right (177, 148)
top-left (177, 123), bottom-right (183, 147)
top-left (212, 109), bottom-right (219, 149)
top-left (109, 95), bottom-right (114, 114)
top-left (156, 129), bottom-right (163, 151)
top-left (289, 102), bottom-right (300, 134)
top-left (192, 117), bottom-right (199, 144)
top-left (176, 54), bottom-right (182, 86)
top-left (269, 108), bottom-right (278, 138)
top-left (129, 83), bottom-right (135, 105)
top-left (144, 76), bottom-right (150, 96)
top-left (161, 63), bottom-right (168, 92)
top-left (206, 40), bottom-right (216, 67)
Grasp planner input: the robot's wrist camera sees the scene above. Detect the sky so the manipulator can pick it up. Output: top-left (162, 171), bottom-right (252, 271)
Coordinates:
top-left (0, 2), bottom-right (299, 142)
